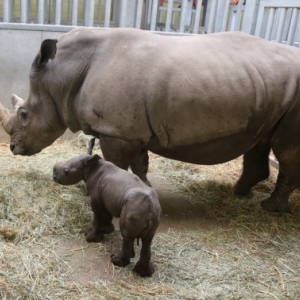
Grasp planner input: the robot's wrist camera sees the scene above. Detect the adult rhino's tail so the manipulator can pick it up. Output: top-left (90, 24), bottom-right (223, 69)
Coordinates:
top-left (87, 138), bottom-right (96, 155)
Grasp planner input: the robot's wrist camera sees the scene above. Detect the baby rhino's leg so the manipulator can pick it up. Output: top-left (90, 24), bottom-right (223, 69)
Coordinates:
top-left (133, 229), bottom-right (156, 277)
top-left (110, 238), bottom-right (135, 267)
top-left (85, 207), bottom-right (113, 243)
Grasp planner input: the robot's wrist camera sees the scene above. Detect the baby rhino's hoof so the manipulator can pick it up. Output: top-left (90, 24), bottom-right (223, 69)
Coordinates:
top-left (85, 227), bottom-right (104, 243)
top-left (133, 261), bottom-right (155, 277)
top-left (261, 198), bottom-right (292, 214)
top-left (110, 249), bottom-right (130, 267)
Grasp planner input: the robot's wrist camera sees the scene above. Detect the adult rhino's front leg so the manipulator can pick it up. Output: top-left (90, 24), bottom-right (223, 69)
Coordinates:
top-left (131, 148), bottom-right (152, 186)
top-left (99, 135), bottom-right (151, 185)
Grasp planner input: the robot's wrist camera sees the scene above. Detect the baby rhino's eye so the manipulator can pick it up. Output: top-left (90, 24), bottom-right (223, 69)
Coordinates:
top-left (64, 168), bottom-right (69, 175)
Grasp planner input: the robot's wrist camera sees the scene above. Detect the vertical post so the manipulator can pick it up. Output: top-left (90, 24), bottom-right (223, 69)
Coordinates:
top-left (234, 0), bottom-right (243, 31)
top-left (3, 0), bottom-right (11, 22)
top-left (275, 8), bottom-right (286, 43)
top-left (38, 0), bottom-right (45, 24)
top-left (254, 0), bottom-right (265, 36)
top-left (287, 8), bottom-right (299, 46)
top-left (242, 0), bottom-right (260, 34)
top-left (150, 0), bottom-right (158, 31)
top-left (84, 0), bottom-right (95, 27)
top-left (192, 0), bottom-right (203, 33)
top-left (21, 0), bottom-right (28, 23)
top-left (118, 0), bottom-right (127, 27)
top-left (104, 0), bottom-right (112, 27)
top-left (72, 0), bottom-right (78, 26)
top-left (179, 0), bottom-right (188, 33)
top-left (135, 0), bottom-right (143, 29)
top-left (206, 0), bottom-right (217, 33)
top-left (55, 0), bottom-right (62, 25)
top-left (165, 0), bottom-right (174, 32)
top-left (265, 8), bottom-right (275, 40)
top-left (215, 0), bottom-right (230, 32)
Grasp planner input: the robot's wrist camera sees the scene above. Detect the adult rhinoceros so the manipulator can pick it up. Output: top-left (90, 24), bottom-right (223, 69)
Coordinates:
top-left (1, 27), bottom-right (300, 213)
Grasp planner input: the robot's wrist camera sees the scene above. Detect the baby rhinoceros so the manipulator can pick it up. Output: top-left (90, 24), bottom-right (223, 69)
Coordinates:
top-left (53, 154), bottom-right (161, 277)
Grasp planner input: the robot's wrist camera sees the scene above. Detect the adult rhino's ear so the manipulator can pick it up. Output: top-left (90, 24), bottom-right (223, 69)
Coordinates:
top-left (11, 94), bottom-right (25, 110)
top-left (84, 154), bottom-right (101, 166)
top-left (31, 39), bottom-right (58, 71)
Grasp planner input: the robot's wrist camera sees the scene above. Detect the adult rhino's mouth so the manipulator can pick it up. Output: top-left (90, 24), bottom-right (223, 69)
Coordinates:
top-left (10, 142), bottom-right (41, 156)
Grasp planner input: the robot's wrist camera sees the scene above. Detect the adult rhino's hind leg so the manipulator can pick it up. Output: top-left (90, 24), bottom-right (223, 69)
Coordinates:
top-left (261, 144), bottom-right (300, 213)
top-left (234, 142), bottom-right (271, 197)
top-left (260, 169), bottom-right (294, 213)
top-left (260, 102), bottom-right (300, 214)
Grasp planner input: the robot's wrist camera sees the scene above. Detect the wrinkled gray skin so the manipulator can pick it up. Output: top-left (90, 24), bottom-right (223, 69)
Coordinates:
top-left (2, 28), bottom-right (300, 213)
top-left (53, 153), bottom-right (161, 277)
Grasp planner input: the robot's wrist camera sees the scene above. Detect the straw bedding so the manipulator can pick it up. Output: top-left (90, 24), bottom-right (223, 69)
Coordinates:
top-left (0, 133), bottom-right (300, 299)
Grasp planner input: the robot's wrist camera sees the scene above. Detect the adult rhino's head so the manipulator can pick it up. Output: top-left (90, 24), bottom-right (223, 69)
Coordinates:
top-left (0, 39), bottom-right (67, 155)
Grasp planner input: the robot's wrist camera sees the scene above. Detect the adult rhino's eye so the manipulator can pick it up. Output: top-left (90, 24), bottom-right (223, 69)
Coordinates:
top-left (18, 108), bottom-right (29, 125)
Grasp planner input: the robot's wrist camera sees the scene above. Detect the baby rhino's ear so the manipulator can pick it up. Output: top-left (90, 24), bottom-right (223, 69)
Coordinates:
top-left (84, 154), bottom-right (101, 166)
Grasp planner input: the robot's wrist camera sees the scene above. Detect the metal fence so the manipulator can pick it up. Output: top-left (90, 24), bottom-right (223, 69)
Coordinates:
top-left (255, 0), bottom-right (300, 46)
top-left (0, 0), bottom-right (299, 45)
top-left (0, 0), bottom-right (118, 28)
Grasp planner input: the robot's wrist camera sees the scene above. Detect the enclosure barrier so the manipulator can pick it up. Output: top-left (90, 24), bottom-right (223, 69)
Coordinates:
top-left (0, 0), bottom-right (299, 44)
top-left (255, 0), bottom-right (300, 46)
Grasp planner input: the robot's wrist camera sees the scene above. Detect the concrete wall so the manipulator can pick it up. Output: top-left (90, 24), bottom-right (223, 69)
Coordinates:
top-left (0, 28), bottom-right (77, 142)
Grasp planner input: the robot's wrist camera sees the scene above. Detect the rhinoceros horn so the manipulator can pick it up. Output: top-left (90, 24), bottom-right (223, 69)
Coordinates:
top-left (0, 100), bottom-right (13, 135)
top-left (0, 102), bottom-right (10, 123)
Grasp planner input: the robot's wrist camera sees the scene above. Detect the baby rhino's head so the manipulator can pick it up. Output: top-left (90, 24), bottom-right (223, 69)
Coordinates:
top-left (53, 154), bottom-right (101, 185)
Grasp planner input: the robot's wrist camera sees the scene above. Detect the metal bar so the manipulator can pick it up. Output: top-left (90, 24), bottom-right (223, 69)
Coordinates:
top-left (71, 0), bottom-right (78, 26)
top-left (84, 0), bottom-right (95, 27)
top-left (234, 0), bottom-right (243, 31)
top-left (21, 0), bottom-right (28, 23)
top-left (192, 0), bottom-right (203, 33)
top-left (104, 0), bottom-right (112, 27)
top-left (96, 0), bottom-right (101, 21)
top-left (55, 0), bottom-right (62, 25)
top-left (275, 8), bottom-right (286, 43)
top-left (0, 22), bottom-right (197, 34)
top-left (135, 0), bottom-right (143, 29)
top-left (179, 0), bottom-right (188, 33)
top-left (260, 0), bottom-right (300, 8)
top-left (220, 0), bottom-right (231, 32)
top-left (207, 0), bottom-right (217, 33)
top-left (287, 8), bottom-right (299, 45)
top-left (3, 0), bottom-right (11, 22)
top-left (12, 0), bottom-right (15, 18)
top-left (265, 7), bottom-right (275, 40)
top-left (150, 0), bottom-right (159, 31)
top-left (38, 0), bottom-right (45, 24)
top-left (119, 0), bottom-right (127, 27)
top-left (165, 0), bottom-right (174, 32)
top-left (241, 0), bottom-right (259, 34)
top-left (254, 1), bottom-right (265, 36)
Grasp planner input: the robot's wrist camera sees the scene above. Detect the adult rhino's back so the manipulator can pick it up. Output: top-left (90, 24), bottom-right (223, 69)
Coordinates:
top-left (74, 29), bottom-right (300, 164)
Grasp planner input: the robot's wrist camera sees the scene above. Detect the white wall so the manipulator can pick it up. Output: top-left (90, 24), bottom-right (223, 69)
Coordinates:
top-left (0, 29), bottom-right (76, 141)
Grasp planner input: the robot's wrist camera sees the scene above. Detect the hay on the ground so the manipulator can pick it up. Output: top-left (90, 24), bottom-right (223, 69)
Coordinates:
top-left (0, 136), bottom-right (300, 299)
